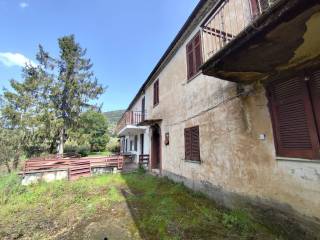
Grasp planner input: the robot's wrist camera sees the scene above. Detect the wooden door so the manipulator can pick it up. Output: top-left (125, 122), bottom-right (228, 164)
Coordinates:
top-left (151, 125), bottom-right (161, 169)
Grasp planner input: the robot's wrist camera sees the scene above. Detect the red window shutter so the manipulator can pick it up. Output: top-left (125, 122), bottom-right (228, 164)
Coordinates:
top-left (156, 80), bottom-right (159, 104)
top-left (191, 126), bottom-right (200, 161)
top-left (185, 128), bottom-right (192, 160)
top-left (153, 82), bottom-right (156, 105)
top-left (185, 126), bottom-right (200, 161)
top-left (186, 43), bottom-right (195, 79)
top-left (186, 32), bottom-right (202, 80)
top-left (268, 77), bottom-right (320, 159)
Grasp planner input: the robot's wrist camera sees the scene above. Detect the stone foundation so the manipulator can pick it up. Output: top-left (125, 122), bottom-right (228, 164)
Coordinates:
top-left (22, 170), bottom-right (68, 185)
top-left (91, 167), bottom-right (119, 175)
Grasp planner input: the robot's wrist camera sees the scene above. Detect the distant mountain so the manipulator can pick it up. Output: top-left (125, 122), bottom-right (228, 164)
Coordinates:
top-left (104, 110), bottom-right (125, 125)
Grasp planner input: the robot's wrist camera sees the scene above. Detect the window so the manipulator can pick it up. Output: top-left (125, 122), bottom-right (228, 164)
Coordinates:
top-left (186, 32), bottom-right (202, 80)
top-left (184, 126), bottom-right (200, 161)
top-left (141, 96), bottom-right (145, 121)
top-left (153, 79), bottom-right (159, 106)
top-left (134, 135), bottom-right (138, 151)
top-left (267, 72), bottom-right (320, 160)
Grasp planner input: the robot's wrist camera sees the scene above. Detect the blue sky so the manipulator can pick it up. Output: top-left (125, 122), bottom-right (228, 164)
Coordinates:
top-left (0, 0), bottom-right (198, 111)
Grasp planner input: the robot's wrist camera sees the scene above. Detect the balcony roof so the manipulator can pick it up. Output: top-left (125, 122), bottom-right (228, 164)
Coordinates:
top-left (201, 0), bottom-right (320, 83)
top-left (118, 125), bottom-right (147, 137)
top-left (137, 119), bottom-right (162, 126)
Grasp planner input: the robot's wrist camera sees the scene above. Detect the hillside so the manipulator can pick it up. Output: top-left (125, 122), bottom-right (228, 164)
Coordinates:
top-left (104, 110), bottom-right (125, 125)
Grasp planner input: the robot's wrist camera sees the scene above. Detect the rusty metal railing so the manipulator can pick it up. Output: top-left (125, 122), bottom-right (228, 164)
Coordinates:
top-left (116, 111), bottom-right (147, 134)
top-left (202, 0), bottom-right (279, 62)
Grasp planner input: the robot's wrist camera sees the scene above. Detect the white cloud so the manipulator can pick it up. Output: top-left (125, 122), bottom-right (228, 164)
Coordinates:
top-left (19, 2), bottom-right (29, 8)
top-left (0, 52), bottom-right (37, 68)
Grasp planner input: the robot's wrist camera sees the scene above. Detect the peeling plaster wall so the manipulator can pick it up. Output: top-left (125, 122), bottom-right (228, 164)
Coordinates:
top-left (140, 23), bottom-right (320, 227)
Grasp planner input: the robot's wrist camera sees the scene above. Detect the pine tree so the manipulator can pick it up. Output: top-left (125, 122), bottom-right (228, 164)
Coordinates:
top-left (1, 35), bottom-right (104, 158)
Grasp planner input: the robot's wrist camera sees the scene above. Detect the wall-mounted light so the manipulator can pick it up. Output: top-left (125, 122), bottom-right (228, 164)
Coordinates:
top-left (164, 132), bottom-right (169, 145)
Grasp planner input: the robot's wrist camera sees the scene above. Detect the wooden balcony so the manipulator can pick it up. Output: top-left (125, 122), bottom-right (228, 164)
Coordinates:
top-left (201, 0), bottom-right (278, 63)
top-left (200, 0), bottom-right (320, 83)
top-left (116, 111), bottom-right (147, 134)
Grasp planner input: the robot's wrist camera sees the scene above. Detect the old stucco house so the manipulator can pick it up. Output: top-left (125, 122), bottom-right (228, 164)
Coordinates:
top-left (116, 0), bottom-right (320, 238)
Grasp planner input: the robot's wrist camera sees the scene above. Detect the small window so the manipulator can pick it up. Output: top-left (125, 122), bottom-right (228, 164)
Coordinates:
top-left (184, 126), bottom-right (200, 161)
top-left (153, 79), bottom-right (159, 106)
top-left (186, 32), bottom-right (202, 80)
top-left (134, 135), bottom-right (138, 151)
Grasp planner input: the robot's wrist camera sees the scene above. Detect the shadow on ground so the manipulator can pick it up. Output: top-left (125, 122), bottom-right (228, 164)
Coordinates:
top-left (0, 168), bottom-right (285, 240)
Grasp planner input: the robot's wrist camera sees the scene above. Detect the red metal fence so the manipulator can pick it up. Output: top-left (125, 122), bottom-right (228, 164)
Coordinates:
top-left (23, 155), bottom-right (124, 181)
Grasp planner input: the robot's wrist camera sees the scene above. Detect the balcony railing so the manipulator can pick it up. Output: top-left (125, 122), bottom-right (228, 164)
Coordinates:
top-left (202, 0), bottom-right (278, 62)
top-left (116, 111), bottom-right (147, 133)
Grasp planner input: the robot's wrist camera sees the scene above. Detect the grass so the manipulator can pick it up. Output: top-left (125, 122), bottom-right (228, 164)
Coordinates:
top-left (0, 172), bottom-right (284, 240)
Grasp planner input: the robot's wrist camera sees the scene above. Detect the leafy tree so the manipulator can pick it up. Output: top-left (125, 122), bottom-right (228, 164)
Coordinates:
top-left (36, 35), bottom-right (104, 154)
top-left (74, 110), bottom-right (110, 152)
top-left (0, 108), bottom-right (25, 173)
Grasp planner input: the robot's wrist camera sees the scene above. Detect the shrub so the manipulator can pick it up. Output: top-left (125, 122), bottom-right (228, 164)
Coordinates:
top-left (77, 145), bottom-right (90, 157)
top-left (64, 143), bottom-right (90, 157)
top-left (106, 137), bottom-right (120, 154)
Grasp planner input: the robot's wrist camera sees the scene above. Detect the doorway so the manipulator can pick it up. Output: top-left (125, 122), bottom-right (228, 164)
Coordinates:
top-left (140, 134), bottom-right (144, 155)
top-left (151, 124), bottom-right (161, 170)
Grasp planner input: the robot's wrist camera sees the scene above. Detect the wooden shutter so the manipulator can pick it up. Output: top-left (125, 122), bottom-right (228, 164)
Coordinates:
top-left (153, 82), bottom-right (156, 106)
top-left (187, 42), bottom-right (195, 79)
top-left (309, 71), bottom-right (320, 138)
top-left (141, 96), bottom-right (145, 121)
top-left (191, 126), bottom-right (200, 161)
top-left (156, 81), bottom-right (159, 104)
top-left (185, 128), bottom-right (191, 160)
top-left (153, 80), bottom-right (159, 106)
top-left (268, 77), bottom-right (320, 159)
top-left (186, 32), bottom-right (202, 80)
top-left (185, 126), bottom-right (200, 161)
